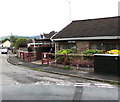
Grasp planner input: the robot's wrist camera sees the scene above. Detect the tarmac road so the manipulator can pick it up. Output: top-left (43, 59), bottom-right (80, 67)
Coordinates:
top-left (0, 53), bottom-right (119, 101)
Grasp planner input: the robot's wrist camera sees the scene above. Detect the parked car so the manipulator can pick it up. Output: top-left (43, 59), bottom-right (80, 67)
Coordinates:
top-left (1, 47), bottom-right (8, 54)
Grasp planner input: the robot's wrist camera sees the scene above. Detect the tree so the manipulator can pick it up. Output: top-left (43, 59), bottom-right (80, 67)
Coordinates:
top-left (2, 38), bottom-right (10, 43)
top-left (15, 38), bottom-right (28, 49)
top-left (10, 35), bottom-right (18, 48)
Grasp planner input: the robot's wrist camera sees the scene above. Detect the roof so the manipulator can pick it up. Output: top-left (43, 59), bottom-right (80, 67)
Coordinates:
top-left (44, 31), bottom-right (57, 39)
top-left (35, 39), bottom-right (51, 42)
top-left (18, 43), bottom-right (27, 47)
top-left (53, 16), bottom-right (120, 41)
top-left (2, 40), bottom-right (11, 47)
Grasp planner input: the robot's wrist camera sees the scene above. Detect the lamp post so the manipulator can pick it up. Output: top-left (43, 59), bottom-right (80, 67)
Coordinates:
top-left (67, 0), bottom-right (72, 22)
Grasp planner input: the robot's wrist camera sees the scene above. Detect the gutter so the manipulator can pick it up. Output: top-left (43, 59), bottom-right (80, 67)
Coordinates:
top-left (50, 33), bottom-right (58, 42)
top-left (53, 36), bottom-right (120, 41)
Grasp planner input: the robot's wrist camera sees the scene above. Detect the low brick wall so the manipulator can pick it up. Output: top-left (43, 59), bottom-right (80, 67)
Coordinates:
top-left (50, 54), bottom-right (94, 68)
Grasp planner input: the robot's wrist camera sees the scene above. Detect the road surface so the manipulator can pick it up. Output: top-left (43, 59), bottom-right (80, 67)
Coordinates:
top-left (0, 52), bottom-right (119, 101)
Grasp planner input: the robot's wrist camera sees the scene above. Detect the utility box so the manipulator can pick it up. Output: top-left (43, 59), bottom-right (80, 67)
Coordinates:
top-left (94, 54), bottom-right (120, 76)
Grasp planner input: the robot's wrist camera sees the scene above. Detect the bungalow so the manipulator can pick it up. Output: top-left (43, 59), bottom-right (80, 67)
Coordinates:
top-left (53, 16), bottom-right (120, 53)
top-left (2, 40), bottom-right (11, 48)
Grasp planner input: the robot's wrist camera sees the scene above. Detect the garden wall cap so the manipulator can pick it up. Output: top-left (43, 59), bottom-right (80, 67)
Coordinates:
top-left (94, 54), bottom-right (120, 56)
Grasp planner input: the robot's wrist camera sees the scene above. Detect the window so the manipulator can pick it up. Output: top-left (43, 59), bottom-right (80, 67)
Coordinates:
top-left (90, 42), bottom-right (120, 51)
top-left (60, 41), bottom-right (76, 50)
top-left (105, 44), bottom-right (117, 50)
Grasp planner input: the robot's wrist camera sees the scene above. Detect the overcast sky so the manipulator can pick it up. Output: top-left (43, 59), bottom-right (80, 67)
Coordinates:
top-left (0, 0), bottom-right (119, 37)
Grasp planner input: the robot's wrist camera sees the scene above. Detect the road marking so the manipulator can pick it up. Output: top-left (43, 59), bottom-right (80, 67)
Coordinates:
top-left (13, 81), bottom-right (115, 89)
top-left (94, 83), bottom-right (114, 88)
top-left (74, 83), bottom-right (91, 87)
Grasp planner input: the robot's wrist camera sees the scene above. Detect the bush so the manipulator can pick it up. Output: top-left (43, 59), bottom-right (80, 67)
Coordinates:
top-left (106, 49), bottom-right (120, 54)
top-left (56, 55), bottom-right (71, 65)
top-left (56, 49), bottom-right (76, 54)
top-left (28, 46), bottom-right (33, 52)
top-left (64, 66), bottom-right (73, 70)
top-left (56, 55), bottom-right (64, 64)
top-left (56, 49), bottom-right (75, 65)
top-left (82, 49), bottom-right (104, 55)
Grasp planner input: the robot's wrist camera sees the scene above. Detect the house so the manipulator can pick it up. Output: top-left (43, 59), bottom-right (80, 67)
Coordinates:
top-left (18, 43), bottom-right (28, 51)
top-left (28, 31), bottom-right (57, 48)
top-left (44, 31), bottom-right (57, 40)
top-left (27, 31), bottom-right (57, 60)
top-left (2, 40), bottom-right (11, 48)
top-left (53, 16), bottom-right (120, 53)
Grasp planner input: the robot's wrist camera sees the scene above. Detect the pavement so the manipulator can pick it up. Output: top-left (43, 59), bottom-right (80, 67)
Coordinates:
top-left (7, 51), bottom-right (120, 85)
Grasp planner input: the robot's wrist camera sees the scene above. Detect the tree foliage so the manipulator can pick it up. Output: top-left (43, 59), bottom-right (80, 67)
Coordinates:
top-left (10, 36), bottom-right (18, 47)
top-left (1, 38), bottom-right (10, 43)
top-left (15, 38), bottom-right (28, 49)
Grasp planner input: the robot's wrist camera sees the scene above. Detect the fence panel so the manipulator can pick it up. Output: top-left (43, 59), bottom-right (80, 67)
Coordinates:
top-left (19, 51), bottom-right (36, 62)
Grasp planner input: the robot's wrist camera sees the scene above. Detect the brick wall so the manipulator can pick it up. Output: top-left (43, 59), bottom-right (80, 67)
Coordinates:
top-left (76, 41), bottom-right (90, 53)
top-left (55, 41), bottom-right (90, 53)
top-left (55, 40), bottom-right (120, 54)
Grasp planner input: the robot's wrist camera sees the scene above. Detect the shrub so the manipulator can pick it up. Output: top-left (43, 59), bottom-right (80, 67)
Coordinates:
top-left (106, 49), bottom-right (120, 54)
top-left (56, 49), bottom-right (76, 54)
top-left (82, 49), bottom-right (104, 55)
top-left (56, 55), bottom-right (64, 64)
top-left (56, 49), bottom-right (75, 64)
top-left (64, 66), bottom-right (73, 70)
top-left (56, 55), bottom-right (71, 65)
top-left (28, 46), bottom-right (33, 52)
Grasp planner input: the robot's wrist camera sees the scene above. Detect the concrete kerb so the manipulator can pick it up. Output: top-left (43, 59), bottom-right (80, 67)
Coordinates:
top-left (7, 57), bottom-right (120, 85)
top-left (7, 57), bottom-right (17, 66)
top-left (36, 69), bottom-right (120, 85)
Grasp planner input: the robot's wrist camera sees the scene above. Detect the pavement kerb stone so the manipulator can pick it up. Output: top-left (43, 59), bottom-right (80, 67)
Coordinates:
top-left (7, 57), bottom-right (120, 85)
top-left (7, 57), bottom-right (17, 65)
top-left (36, 69), bottom-right (120, 85)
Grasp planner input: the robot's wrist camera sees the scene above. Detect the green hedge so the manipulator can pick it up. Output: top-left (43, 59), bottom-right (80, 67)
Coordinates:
top-left (82, 49), bottom-right (104, 55)
top-left (56, 49), bottom-right (76, 54)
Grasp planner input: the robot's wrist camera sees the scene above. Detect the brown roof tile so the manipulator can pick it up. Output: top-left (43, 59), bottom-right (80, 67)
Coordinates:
top-left (44, 31), bottom-right (57, 39)
top-left (53, 16), bottom-right (120, 39)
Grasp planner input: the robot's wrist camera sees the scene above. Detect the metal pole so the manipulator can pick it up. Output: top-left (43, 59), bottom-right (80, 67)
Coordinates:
top-left (67, 0), bottom-right (72, 22)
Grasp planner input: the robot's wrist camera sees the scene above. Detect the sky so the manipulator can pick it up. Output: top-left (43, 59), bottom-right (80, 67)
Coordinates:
top-left (0, 0), bottom-right (119, 37)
